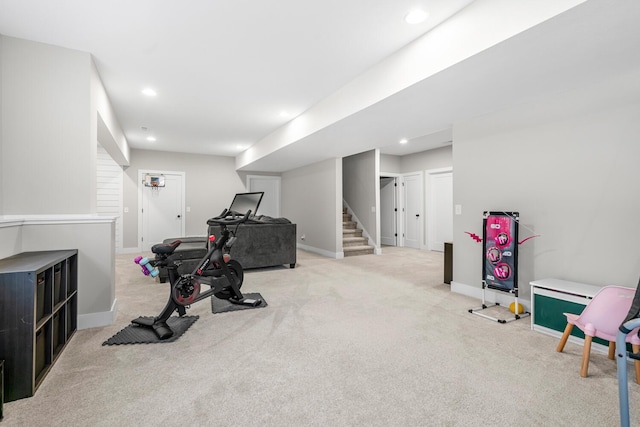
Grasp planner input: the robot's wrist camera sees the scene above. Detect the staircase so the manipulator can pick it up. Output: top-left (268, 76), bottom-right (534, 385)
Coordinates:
top-left (342, 208), bottom-right (375, 257)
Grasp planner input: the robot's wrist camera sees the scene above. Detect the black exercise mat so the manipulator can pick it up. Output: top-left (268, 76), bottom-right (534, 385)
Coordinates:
top-left (102, 315), bottom-right (199, 345)
top-left (211, 293), bottom-right (267, 313)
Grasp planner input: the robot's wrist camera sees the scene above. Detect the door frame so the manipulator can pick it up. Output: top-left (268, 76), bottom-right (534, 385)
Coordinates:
top-left (379, 175), bottom-right (399, 247)
top-left (137, 169), bottom-right (186, 251)
top-left (401, 171), bottom-right (424, 249)
top-left (426, 167), bottom-right (453, 251)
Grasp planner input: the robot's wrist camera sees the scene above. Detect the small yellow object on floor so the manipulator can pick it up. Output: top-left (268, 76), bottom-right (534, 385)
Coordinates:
top-left (509, 302), bottom-right (524, 314)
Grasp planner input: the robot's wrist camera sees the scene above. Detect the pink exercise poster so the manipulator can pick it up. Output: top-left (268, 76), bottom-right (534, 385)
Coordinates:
top-left (483, 212), bottom-right (518, 292)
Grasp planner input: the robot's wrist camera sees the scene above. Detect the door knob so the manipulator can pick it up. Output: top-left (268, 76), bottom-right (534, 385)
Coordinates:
top-left (177, 215), bottom-right (182, 219)
top-left (416, 214), bottom-right (420, 218)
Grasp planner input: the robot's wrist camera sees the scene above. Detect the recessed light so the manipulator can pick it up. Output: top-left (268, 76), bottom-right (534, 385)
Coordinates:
top-left (405, 9), bottom-right (428, 24)
top-left (279, 111), bottom-right (290, 118)
top-left (399, 139), bottom-right (408, 144)
top-left (142, 88), bottom-right (157, 97)
top-left (146, 136), bottom-right (156, 142)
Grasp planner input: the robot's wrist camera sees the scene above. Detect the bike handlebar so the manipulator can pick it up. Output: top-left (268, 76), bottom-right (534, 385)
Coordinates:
top-left (207, 209), bottom-right (252, 226)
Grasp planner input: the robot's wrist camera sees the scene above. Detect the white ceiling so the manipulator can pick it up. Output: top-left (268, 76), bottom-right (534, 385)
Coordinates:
top-left (1, 0), bottom-right (639, 172)
top-left (0, 0), bottom-right (473, 155)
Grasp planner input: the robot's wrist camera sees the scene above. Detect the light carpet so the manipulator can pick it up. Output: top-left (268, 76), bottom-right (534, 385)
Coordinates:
top-left (3, 247), bottom-right (639, 426)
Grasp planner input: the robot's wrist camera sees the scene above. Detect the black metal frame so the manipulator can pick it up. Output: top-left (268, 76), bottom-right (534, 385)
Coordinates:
top-left (132, 207), bottom-right (262, 340)
top-left (469, 211), bottom-right (530, 323)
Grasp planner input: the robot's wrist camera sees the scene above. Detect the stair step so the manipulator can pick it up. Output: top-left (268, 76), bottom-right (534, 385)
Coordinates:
top-left (343, 237), bottom-right (368, 247)
top-left (343, 228), bottom-right (363, 237)
top-left (343, 221), bottom-right (357, 229)
top-left (343, 245), bottom-right (375, 257)
top-left (343, 214), bottom-right (352, 221)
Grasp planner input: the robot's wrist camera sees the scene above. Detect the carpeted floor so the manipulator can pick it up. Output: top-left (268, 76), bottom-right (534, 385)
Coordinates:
top-left (3, 247), bottom-right (639, 426)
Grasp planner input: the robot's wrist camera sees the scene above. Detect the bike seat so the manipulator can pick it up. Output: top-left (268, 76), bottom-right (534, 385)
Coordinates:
top-left (151, 240), bottom-right (181, 255)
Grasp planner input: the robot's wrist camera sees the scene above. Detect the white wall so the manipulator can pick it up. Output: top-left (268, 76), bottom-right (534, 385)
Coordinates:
top-left (0, 35), bottom-right (3, 214)
top-left (20, 220), bottom-right (116, 322)
top-left (1, 36), bottom-right (94, 214)
top-left (97, 144), bottom-right (123, 252)
top-left (400, 146), bottom-right (452, 173)
top-left (92, 60), bottom-right (129, 167)
top-left (122, 149), bottom-right (246, 249)
top-left (453, 91), bottom-right (640, 301)
top-left (0, 36), bottom-right (129, 328)
top-left (0, 222), bottom-right (21, 259)
top-left (282, 158), bottom-right (343, 257)
top-left (380, 154), bottom-right (401, 175)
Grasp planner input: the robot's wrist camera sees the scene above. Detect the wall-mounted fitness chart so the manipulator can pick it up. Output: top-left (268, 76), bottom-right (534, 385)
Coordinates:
top-left (469, 211), bottom-right (530, 323)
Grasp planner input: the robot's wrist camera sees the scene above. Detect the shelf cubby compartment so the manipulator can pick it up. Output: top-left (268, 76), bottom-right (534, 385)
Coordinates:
top-left (53, 262), bottom-right (65, 306)
top-left (67, 255), bottom-right (78, 297)
top-left (66, 294), bottom-right (78, 340)
top-left (0, 250), bottom-right (78, 402)
top-left (52, 305), bottom-right (66, 358)
top-left (34, 320), bottom-right (52, 388)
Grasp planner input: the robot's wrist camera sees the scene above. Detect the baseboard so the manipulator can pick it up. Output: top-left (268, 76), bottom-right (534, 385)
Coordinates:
top-left (78, 298), bottom-right (118, 330)
top-left (297, 243), bottom-right (344, 259)
top-left (451, 281), bottom-right (530, 312)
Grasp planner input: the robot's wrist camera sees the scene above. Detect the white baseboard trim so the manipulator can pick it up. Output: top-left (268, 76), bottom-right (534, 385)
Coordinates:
top-left (451, 281), bottom-right (530, 312)
top-left (78, 298), bottom-right (118, 330)
top-left (297, 243), bottom-right (343, 259)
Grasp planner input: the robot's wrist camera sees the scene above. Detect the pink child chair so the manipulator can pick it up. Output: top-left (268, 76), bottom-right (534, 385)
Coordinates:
top-left (556, 285), bottom-right (640, 382)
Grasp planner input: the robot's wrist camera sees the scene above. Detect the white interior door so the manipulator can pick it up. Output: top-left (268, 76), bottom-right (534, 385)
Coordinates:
top-left (380, 177), bottom-right (397, 246)
top-left (428, 172), bottom-right (453, 252)
top-left (403, 172), bottom-right (423, 249)
top-left (246, 175), bottom-right (281, 217)
top-left (140, 172), bottom-right (185, 251)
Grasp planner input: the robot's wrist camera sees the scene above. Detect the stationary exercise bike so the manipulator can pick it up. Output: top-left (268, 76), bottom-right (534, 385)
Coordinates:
top-left (132, 207), bottom-right (262, 340)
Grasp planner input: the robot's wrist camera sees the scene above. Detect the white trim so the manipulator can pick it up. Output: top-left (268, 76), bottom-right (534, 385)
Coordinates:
top-left (0, 219), bottom-right (27, 228)
top-left (379, 173), bottom-right (401, 247)
top-left (137, 169), bottom-right (186, 251)
top-left (78, 298), bottom-right (118, 330)
top-left (374, 148), bottom-right (381, 250)
top-left (424, 166), bottom-right (453, 175)
top-left (297, 243), bottom-right (344, 259)
top-left (0, 215), bottom-right (116, 227)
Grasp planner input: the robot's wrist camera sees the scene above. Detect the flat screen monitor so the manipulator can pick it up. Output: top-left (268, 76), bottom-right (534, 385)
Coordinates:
top-left (229, 192), bottom-right (264, 216)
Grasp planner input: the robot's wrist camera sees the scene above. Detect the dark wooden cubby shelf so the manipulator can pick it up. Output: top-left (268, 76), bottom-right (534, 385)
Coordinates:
top-left (0, 250), bottom-right (78, 402)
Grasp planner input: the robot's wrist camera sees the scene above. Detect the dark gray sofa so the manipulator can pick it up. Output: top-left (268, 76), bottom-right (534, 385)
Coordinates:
top-left (207, 217), bottom-right (297, 270)
top-left (156, 217), bottom-right (296, 283)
